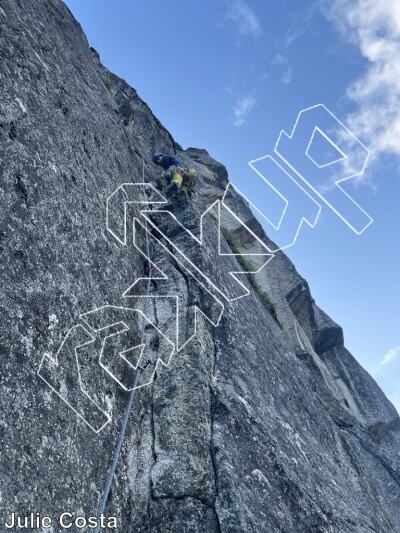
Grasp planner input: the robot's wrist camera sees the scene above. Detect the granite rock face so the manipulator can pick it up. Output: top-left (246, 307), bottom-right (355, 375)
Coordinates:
top-left (1, 1), bottom-right (400, 532)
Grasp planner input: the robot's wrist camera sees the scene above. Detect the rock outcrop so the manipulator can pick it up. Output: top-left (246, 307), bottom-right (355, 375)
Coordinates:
top-left (1, 1), bottom-right (399, 532)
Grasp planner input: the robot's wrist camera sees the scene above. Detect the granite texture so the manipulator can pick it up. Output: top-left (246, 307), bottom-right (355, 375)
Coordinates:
top-left (0, 1), bottom-right (399, 531)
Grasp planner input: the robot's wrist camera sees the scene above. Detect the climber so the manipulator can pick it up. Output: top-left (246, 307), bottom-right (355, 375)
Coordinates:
top-left (151, 151), bottom-right (196, 199)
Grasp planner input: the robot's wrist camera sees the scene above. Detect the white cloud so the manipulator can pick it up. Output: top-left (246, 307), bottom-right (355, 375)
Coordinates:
top-left (380, 346), bottom-right (400, 366)
top-left (324, 0), bottom-right (400, 157)
top-left (233, 96), bottom-right (256, 127)
top-left (272, 6), bottom-right (316, 87)
top-left (272, 53), bottom-right (293, 85)
top-left (227, 0), bottom-right (262, 38)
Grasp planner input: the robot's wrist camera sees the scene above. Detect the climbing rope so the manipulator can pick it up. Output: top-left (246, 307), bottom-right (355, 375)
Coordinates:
top-left (94, 158), bottom-right (152, 532)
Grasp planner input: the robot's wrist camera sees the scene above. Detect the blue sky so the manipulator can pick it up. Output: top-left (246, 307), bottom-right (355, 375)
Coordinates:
top-left (64, 0), bottom-right (400, 410)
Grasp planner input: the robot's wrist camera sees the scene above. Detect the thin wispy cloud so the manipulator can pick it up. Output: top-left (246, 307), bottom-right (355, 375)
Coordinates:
top-left (380, 346), bottom-right (400, 366)
top-left (272, 53), bottom-right (293, 84)
top-left (227, 0), bottom-right (262, 38)
top-left (272, 6), bottom-right (316, 86)
top-left (324, 0), bottom-right (400, 158)
top-left (233, 96), bottom-right (256, 127)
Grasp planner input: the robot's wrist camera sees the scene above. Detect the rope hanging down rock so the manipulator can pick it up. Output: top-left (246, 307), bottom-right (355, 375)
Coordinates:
top-left (94, 159), bottom-right (153, 532)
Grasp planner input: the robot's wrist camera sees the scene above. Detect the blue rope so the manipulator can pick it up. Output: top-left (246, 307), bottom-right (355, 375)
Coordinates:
top-left (94, 161), bottom-right (152, 531)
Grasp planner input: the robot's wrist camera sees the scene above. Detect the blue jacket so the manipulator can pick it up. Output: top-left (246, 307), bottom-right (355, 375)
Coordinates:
top-left (160, 154), bottom-right (183, 170)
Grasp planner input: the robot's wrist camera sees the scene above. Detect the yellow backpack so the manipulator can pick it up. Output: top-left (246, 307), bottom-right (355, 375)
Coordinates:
top-left (183, 168), bottom-right (196, 188)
